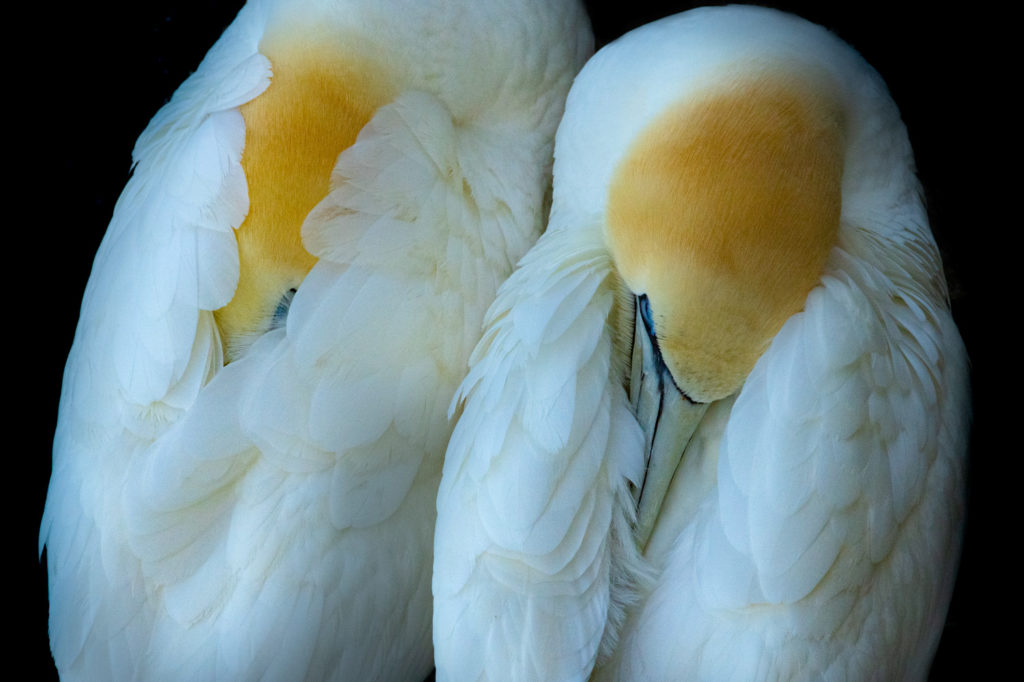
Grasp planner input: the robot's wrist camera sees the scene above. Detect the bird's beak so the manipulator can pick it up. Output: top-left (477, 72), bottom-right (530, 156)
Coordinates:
top-left (629, 296), bottom-right (708, 550)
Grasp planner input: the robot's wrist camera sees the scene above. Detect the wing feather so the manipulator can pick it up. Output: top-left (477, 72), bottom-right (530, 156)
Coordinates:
top-left (125, 87), bottom-right (482, 546)
top-left (611, 238), bottom-right (968, 678)
top-left (41, 6), bottom-right (271, 673)
top-left (434, 226), bottom-right (644, 681)
top-left (113, 85), bottom-right (485, 679)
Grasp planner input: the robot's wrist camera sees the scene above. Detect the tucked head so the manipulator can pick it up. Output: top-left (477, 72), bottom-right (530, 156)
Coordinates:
top-left (213, 0), bottom-right (592, 362)
top-left (606, 69), bottom-right (845, 402)
top-left (547, 5), bottom-right (878, 402)
top-left (543, 5), bottom-right (888, 544)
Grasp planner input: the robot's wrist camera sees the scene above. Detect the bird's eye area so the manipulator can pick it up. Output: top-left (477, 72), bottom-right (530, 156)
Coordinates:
top-left (271, 288), bottom-right (298, 330)
top-left (636, 294), bottom-right (702, 405)
top-left (638, 294), bottom-right (663, 359)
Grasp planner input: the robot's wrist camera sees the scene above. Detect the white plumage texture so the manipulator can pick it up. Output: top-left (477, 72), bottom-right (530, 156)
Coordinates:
top-left (434, 228), bottom-right (647, 681)
top-left (433, 6), bottom-right (969, 681)
top-left (40, 0), bottom-right (591, 679)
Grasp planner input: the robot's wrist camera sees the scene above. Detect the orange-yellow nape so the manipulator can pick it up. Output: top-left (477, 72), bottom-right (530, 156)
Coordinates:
top-left (607, 70), bottom-right (845, 402)
top-left (214, 30), bottom-right (394, 361)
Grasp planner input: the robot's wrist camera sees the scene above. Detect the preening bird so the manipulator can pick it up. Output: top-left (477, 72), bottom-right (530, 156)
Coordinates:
top-left (432, 6), bottom-right (969, 681)
top-left (39, 0), bottom-right (591, 678)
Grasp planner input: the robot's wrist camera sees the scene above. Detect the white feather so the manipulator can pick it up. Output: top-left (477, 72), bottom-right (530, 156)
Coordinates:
top-left (433, 226), bottom-right (646, 681)
top-left (41, 1), bottom-right (592, 679)
top-left (438, 6), bottom-right (969, 682)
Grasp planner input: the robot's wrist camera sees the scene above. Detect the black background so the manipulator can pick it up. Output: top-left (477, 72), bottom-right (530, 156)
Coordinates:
top-left (20, 2), bottom-right (991, 678)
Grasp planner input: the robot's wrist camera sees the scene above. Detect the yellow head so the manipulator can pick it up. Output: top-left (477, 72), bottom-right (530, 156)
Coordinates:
top-left (606, 69), bottom-right (845, 402)
top-left (213, 26), bottom-right (394, 361)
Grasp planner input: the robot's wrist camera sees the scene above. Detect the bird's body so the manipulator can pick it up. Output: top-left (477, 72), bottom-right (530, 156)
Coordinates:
top-left (432, 7), bottom-right (968, 681)
top-left (40, 1), bottom-right (591, 679)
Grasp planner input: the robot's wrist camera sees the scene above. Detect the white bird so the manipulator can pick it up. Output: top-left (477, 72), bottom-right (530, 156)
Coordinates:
top-left (39, 0), bottom-right (591, 679)
top-left (432, 6), bottom-right (969, 681)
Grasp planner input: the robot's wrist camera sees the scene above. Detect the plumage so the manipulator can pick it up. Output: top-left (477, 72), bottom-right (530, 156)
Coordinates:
top-left (39, 0), bottom-right (591, 679)
top-left (432, 6), bottom-right (968, 681)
